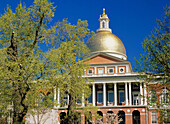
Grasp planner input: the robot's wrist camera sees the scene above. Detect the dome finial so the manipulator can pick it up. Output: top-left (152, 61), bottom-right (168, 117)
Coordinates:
top-left (103, 8), bottom-right (105, 15)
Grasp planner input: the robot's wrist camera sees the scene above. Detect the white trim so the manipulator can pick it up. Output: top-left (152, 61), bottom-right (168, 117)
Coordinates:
top-left (125, 114), bottom-right (132, 115)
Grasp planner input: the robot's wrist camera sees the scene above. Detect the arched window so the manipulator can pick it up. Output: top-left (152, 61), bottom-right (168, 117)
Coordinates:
top-left (102, 21), bottom-right (105, 28)
top-left (96, 111), bottom-right (103, 123)
top-left (106, 111), bottom-right (114, 124)
top-left (118, 111), bottom-right (125, 124)
top-left (133, 110), bottom-right (140, 124)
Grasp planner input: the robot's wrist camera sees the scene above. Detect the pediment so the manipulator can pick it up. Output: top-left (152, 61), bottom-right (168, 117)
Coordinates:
top-left (84, 53), bottom-right (125, 64)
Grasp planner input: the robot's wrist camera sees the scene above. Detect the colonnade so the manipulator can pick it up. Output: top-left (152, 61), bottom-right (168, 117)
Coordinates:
top-left (54, 82), bottom-right (147, 108)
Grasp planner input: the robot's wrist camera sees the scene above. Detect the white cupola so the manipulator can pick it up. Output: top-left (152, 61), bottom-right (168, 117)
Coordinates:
top-left (97, 8), bottom-right (112, 33)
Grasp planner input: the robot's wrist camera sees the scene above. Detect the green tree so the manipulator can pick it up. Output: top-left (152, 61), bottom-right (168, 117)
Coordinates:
top-left (0, 0), bottom-right (56, 123)
top-left (135, 7), bottom-right (170, 123)
top-left (0, 0), bottom-right (93, 123)
top-left (46, 19), bottom-right (93, 124)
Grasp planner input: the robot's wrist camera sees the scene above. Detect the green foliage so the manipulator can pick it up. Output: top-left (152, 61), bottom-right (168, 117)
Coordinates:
top-left (135, 7), bottom-right (170, 123)
top-left (0, 0), bottom-right (93, 123)
top-left (0, 0), bottom-right (56, 122)
top-left (45, 19), bottom-right (94, 123)
top-left (135, 7), bottom-right (170, 78)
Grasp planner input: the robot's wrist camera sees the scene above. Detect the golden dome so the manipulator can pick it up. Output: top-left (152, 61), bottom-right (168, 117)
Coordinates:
top-left (87, 8), bottom-right (127, 60)
top-left (87, 31), bottom-right (127, 59)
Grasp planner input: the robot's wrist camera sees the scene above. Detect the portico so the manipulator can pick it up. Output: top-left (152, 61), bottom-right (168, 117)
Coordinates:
top-left (90, 82), bottom-right (146, 107)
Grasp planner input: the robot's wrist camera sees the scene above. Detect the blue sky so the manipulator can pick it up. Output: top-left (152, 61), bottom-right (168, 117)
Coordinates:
top-left (0, 0), bottom-right (169, 70)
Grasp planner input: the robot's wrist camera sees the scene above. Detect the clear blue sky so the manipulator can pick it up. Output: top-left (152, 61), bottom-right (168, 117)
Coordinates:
top-left (0, 0), bottom-right (169, 70)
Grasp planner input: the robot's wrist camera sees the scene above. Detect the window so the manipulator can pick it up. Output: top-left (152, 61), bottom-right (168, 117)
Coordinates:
top-left (133, 93), bottom-right (139, 105)
top-left (88, 93), bottom-right (92, 103)
top-left (76, 95), bottom-right (81, 104)
top-left (119, 67), bottom-right (125, 73)
top-left (88, 69), bottom-right (93, 74)
top-left (161, 89), bottom-right (169, 104)
top-left (108, 91), bottom-right (114, 103)
top-left (119, 90), bottom-right (125, 104)
top-left (108, 68), bottom-right (114, 74)
top-left (61, 94), bottom-right (68, 107)
top-left (98, 69), bottom-right (103, 74)
top-left (151, 111), bottom-right (157, 124)
top-left (97, 91), bottom-right (103, 103)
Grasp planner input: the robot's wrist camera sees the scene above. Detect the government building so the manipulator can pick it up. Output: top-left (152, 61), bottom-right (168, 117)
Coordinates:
top-left (26, 9), bottom-right (169, 124)
top-left (57, 9), bottom-right (169, 124)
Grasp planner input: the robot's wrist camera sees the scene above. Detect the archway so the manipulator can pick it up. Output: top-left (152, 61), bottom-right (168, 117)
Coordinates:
top-left (133, 110), bottom-right (140, 124)
top-left (74, 112), bottom-right (81, 124)
top-left (106, 111), bottom-right (114, 124)
top-left (118, 111), bottom-right (125, 124)
top-left (85, 111), bottom-right (92, 124)
top-left (96, 111), bottom-right (103, 123)
top-left (60, 112), bottom-right (66, 124)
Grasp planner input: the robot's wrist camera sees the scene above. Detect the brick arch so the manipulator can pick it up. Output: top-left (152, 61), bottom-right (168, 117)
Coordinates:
top-left (118, 110), bottom-right (125, 124)
top-left (132, 110), bottom-right (140, 124)
top-left (59, 112), bottom-right (67, 124)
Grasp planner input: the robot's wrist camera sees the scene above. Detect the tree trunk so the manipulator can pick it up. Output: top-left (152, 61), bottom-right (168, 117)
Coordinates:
top-left (67, 93), bottom-right (76, 124)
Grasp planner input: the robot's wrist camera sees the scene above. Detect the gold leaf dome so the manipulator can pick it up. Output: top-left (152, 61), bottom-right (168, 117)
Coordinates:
top-left (87, 9), bottom-right (127, 60)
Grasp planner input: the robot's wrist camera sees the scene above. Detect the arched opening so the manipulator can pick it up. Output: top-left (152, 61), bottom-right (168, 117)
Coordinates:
top-left (85, 111), bottom-right (92, 124)
top-left (60, 112), bottom-right (66, 124)
top-left (106, 111), bottom-right (114, 124)
top-left (133, 110), bottom-right (140, 124)
top-left (96, 111), bottom-right (103, 123)
top-left (102, 21), bottom-right (105, 28)
top-left (118, 111), bottom-right (125, 124)
top-left (74, 112), bottom-right (81, 124)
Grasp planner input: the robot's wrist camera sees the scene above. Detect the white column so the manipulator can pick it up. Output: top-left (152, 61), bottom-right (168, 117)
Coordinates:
top-left (140, 83), bottom-right (143, 105)
top-left (103, 83), bottom-right (106, 106)
top-left (114, 83), bottom-right (117, 106)
top-left (125, 82), bottom-right (128, 105)
top-left (82, 93), bottom-right (85, 107)
top-left (93, 83), bottom-right (96, 106)
top-left (57, 88), bottom-right (60, 108)
top-left (144, 83), bottom-right (147, 105)
top-left (54, 88), bottom-right (57, 108)
top-left (129, 82), bottom-right (132, 105)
